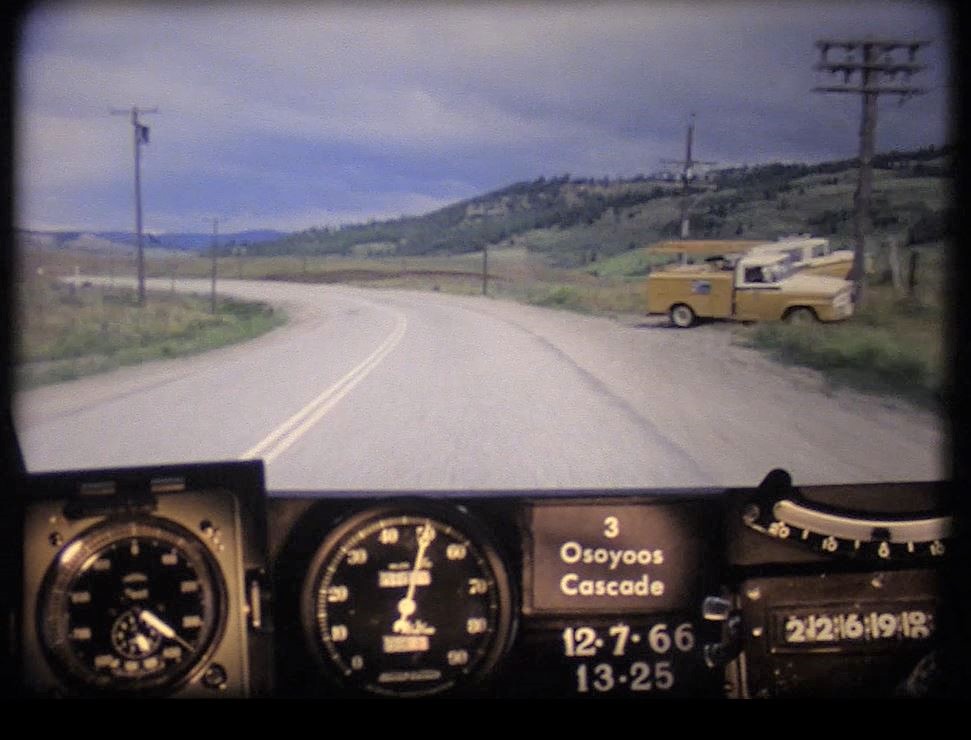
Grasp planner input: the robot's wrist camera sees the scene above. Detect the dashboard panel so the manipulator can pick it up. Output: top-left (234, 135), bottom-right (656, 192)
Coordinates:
top-left (6, 460), bottom-right (958, 699)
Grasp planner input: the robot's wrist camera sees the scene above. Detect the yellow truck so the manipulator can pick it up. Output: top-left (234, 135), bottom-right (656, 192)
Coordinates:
top-left (646, 251), bottom-right (854, 327)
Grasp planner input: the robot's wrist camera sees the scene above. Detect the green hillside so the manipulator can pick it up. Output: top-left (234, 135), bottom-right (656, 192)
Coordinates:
top-left (252, 144), bottom-right (952, 269)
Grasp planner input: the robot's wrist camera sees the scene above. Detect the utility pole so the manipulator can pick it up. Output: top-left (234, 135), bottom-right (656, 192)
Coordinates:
top-left (661, 113), bottom-right (716, 240)
top-left (482, 244), bottom-right (489, 296)
top-left (110, 106), bottom-right (158, 306)
top-left (209, 218), bottom-right (220, 314)
top-left (234, 246), bottom-right (247, 279)
top-left (813, 38), bottom-right (929, 303)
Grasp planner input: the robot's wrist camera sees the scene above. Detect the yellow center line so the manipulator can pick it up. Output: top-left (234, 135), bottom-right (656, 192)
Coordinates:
top-left (240, 311), bottom-right (407, 464)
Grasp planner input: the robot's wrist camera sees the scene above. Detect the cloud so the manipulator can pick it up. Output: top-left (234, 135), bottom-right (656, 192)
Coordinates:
top-left (15, 1), bottom-right (953, 231)
top-left (145, 190), bottom-right (466, 233)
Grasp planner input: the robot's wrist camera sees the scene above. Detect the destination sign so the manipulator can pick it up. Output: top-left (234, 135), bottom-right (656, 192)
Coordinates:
top-left (527, 499), bottom-right (720, 614)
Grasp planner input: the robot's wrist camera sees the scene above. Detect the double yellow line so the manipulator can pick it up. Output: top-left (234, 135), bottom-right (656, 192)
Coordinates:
top-left (240, 311), bottom-right (408, 464)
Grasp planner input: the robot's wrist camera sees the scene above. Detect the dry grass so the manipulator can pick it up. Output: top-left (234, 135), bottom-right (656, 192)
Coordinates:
top-left (15, 268), bottom-right (284, 387)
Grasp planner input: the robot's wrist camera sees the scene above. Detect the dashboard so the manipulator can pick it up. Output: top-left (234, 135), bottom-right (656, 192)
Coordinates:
top-left (3, 460), bottom-right (961, 699)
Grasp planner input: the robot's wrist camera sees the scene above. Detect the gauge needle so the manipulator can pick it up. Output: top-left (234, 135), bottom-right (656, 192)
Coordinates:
top-left (138, 609), bottom-right (194, 652)
top-left (394, 522), bottom-right (434, 633)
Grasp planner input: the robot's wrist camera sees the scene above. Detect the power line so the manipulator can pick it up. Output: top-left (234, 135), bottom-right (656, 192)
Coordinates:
top-left (812, 38), bottom-right (929, 303)
top-left (110, 106), bottom-right (159, 306)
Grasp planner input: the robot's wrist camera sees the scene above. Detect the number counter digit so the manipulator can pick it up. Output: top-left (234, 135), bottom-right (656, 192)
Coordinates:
top-left (774, 604), bottom-right (935, 650)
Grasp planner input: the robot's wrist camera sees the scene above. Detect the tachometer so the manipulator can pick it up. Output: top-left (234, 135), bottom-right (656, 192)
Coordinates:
top-left (37, 518), bottom-right (226, 695)
top-left (301, 505), bottom-right (515, 696)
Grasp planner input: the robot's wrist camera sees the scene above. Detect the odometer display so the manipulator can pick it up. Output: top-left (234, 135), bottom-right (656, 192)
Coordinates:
top-left (301, 507), bottom-right (514, 696)
top-left (773, 604), bottom-right (935, 651)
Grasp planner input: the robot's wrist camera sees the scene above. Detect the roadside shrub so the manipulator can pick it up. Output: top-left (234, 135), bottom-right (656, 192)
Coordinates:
top-left (531, 285), bottom-right (583, 309)
top-left (748, 321), bottom-right (936, 402)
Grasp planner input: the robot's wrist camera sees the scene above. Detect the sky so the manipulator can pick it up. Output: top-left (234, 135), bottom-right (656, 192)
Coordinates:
top-left (13, 0), bottom-right (954, 234)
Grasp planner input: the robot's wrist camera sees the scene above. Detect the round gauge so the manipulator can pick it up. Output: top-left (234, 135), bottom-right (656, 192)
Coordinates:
top-left (37, 518), bottom-right (226, 695)
top-left (301, 505), bottom-right (515, 697)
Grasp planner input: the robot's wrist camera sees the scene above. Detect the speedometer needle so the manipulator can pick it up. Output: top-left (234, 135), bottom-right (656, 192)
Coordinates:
top-left (138, 609), bottom-right (194, 652)
top-left (394, 522), bottom-right (435, 634)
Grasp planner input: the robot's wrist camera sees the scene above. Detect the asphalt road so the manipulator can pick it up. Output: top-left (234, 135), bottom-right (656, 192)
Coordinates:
top-left (14, 278), bottom-right (945, 491)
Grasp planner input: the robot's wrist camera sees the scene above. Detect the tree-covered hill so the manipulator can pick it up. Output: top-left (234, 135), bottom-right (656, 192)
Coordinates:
top-left (251, 143), bottom-right (953, 267)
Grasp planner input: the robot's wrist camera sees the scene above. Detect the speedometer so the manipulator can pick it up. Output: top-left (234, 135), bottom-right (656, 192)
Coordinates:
top-left (300, 505), bottom-right (515, 696)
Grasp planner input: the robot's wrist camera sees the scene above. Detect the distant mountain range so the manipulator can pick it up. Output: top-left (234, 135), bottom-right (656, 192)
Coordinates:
top-left (17, 229), bottom-right (289, 253)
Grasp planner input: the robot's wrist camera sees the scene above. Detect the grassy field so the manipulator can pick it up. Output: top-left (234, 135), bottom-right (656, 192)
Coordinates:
top-left (740, 305), bottom-right (943, 406)
top-left (736, 245), bottom-right (948, 407)
top-left (15, 273), bottom-right (285, 388)
top-left (19, 241), bottom-right (948, 405)
top-left (50, 246), bottom-right (652, 315)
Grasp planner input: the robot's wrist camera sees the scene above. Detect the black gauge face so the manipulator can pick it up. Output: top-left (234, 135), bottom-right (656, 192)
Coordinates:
top-left (302, 508), bottom-right (514, 697)
top-left (38, 519), bottom-right (225, 694)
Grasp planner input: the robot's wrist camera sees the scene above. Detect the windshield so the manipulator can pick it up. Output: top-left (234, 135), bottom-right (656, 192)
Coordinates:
top-left (10, 0), bottom-right (951, 491)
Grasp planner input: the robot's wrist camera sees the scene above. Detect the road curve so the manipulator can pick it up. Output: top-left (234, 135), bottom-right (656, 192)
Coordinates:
top-left (14, 278), bottom-right (945, 491)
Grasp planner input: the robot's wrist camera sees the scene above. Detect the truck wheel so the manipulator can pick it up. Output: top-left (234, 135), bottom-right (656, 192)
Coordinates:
top-left (670, 304), bottom-right (695, 328)
top-left (784, 307), bottom-right (817, 325)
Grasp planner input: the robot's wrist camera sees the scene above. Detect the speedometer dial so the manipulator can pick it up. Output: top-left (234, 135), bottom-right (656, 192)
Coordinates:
top-left (301, 505), bottom-right (515, 696)
top-left (37, 518), bottom-right (226, 695)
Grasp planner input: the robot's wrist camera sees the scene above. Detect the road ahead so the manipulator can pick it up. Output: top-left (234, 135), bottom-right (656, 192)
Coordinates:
top-left (15, 279), bottom-right (945, 491)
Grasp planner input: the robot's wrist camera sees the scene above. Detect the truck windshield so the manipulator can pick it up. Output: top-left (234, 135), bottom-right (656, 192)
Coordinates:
top-left (10, 0), bottom-right (948, 492)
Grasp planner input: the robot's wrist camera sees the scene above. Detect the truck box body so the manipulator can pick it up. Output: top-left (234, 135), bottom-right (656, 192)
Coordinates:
top-left (647, 266), bottom-right (735, 319)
